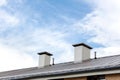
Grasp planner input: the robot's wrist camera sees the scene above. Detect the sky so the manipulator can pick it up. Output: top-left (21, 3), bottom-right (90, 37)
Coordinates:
top-left (0, 0), bottom-right (120, 72)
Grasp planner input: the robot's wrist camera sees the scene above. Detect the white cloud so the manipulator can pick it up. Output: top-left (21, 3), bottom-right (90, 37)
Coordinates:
top-left (0, 10), bottom-right (19, 28)
top-left (74, 0), bottom-right (120, 56)
top-left (0, 0), bottom-right (20, 32)
top-left (0, 43), bottom-right (36, 72)
top-left (0, 0), bottom-right (7, 6)
top-left (0, 27), bottom-right (73, 71)
top-left (0, 0), bottom-right (74, 69)
top-left (25, 29), bottom-right (73, 63)
top-left (29, 28), bottom-right (76, 64)
top-left (91, 46), bottom-right (120, 58)
top-left (0, 0), bottom-right (32, 71)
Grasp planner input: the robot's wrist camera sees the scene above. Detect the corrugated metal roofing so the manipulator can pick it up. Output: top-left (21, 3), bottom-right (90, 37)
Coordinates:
top-left (0, 55), bottom-right (120, 80)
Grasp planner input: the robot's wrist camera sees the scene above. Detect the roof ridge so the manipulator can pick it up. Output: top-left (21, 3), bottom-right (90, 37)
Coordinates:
top-left (91, 54), bottom-right (120, 60)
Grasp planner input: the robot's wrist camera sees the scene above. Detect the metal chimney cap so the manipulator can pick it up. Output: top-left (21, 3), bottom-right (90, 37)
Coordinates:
top-left (38, 51), bottom-right (53, 56)
top-left (72, 43), bottom-right (92, 49)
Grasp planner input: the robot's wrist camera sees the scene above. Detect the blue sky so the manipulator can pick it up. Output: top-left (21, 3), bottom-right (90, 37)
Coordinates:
top-left (0, 0), bottom-right (120, 71)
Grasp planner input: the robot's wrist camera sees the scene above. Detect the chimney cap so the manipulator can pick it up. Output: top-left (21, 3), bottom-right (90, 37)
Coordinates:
top-left (72, 43), bottom-right (92, 49)
top-left (38, 51), bottom-right (53, 56)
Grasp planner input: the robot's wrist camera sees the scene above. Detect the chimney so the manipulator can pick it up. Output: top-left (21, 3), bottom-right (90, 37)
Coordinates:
top-left (38, 51), bottom-right (53, 68)
top-left (73, 43), bottom-right (92, 63)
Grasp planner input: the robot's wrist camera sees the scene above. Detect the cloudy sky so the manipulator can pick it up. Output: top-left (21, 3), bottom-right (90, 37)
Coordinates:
top-left (0, 0), bottom-right (120, 71)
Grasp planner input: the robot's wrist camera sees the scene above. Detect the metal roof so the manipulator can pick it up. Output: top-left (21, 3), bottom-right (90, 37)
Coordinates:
top-left (0, 55), bottom-right (120, 80)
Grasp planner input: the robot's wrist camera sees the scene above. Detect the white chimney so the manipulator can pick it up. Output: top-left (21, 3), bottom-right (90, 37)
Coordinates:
top-left (38, 52), bottom-right (52, 68)
top-left (73, 43), bottom-right (92, 63)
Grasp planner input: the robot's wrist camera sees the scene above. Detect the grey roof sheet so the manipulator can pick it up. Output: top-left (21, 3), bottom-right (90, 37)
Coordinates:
top-left (0, 55), bottom-right (120, 79)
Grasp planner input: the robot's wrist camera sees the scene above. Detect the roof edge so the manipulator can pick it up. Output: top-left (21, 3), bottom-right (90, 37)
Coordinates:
top-left (9, 65), bottom-right (120, 80)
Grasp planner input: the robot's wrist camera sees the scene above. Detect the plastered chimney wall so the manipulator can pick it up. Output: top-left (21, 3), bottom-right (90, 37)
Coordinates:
top-left (73, 43), bottom-right (92, 63)
top-left (38, 52), bottom-right (52, 68)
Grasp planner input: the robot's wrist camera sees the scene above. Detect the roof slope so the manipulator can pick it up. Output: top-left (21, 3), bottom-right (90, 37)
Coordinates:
top-left (0, 55), bottom-right (120, 79)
